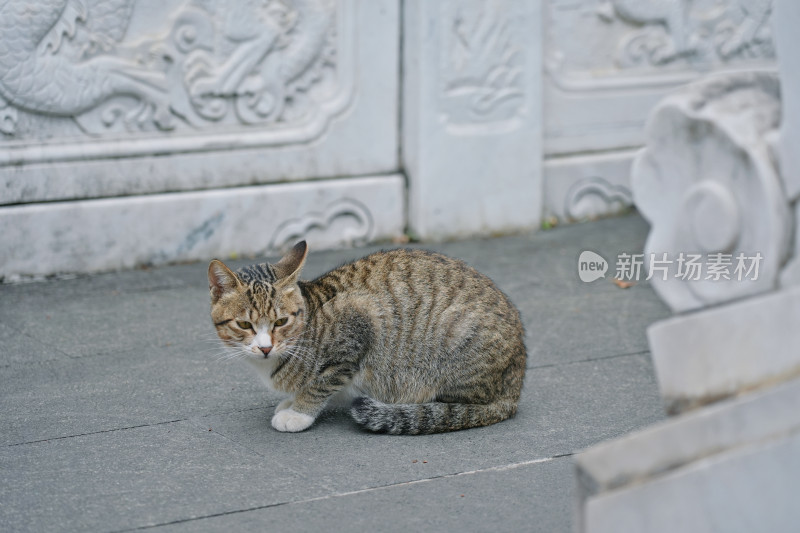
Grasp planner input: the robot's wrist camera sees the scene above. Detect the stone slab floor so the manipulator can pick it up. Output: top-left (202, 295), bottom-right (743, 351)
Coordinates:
top-left (0, 214), bottom-right (670, 532)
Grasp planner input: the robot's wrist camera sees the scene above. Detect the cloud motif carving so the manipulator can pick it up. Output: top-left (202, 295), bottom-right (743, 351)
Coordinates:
top-left (268, 199), bottom-right (374, 253)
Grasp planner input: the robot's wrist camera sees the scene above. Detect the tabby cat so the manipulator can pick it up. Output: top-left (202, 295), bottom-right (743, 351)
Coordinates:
top-left (208, 241), bottom-right (526, 434)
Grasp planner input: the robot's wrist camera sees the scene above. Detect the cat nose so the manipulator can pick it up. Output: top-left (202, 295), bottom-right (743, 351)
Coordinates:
top-left (259, 345), bottom-right (272, 356)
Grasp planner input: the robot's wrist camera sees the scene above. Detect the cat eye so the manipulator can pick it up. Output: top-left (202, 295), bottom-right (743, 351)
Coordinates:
top-left (274, 317), bottom-right (288, 327)
top-left (236, 320), bottom-right (253, 330)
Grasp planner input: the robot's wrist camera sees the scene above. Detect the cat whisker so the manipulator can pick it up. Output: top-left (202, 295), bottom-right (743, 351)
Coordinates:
top-left (276, 345), bottom-right (316, 369)
top-left (211, 347), bottom-right (252, 363)
top-left (280, 344), bottom-right (314, 356)
top-left (199, 345), bottom-right (234, 356)
top-left (278, 347), bottom-right (308, 362)
top-left (280, 343), bottom-right (316, 357)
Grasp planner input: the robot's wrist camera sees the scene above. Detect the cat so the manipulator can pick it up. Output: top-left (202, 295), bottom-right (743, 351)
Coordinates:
top-left (208, 240), bottom-right (526, 434)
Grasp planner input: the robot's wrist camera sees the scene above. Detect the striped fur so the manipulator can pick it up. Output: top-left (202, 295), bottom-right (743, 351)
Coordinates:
top-left (209, 241), bottom-right (527, 434)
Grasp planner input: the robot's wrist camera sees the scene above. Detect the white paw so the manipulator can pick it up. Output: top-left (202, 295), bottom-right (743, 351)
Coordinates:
top-left (274, 398), bottom-right (294, 415)
top-left (271, 408), bottom-right (315, 432)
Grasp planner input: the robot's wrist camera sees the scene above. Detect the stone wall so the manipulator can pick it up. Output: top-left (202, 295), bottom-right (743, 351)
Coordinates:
top-left (0, 0), bottom-right (782, 278)
top-left (543, 0), bottom-right (777, 223)
top-left (0, 0), bottom-right (548, 279)
top-left (0, 0), bottom-right (403, 279)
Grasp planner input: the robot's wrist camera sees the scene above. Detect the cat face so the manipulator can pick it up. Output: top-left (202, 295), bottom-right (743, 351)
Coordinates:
top-left (208, 242), bottom-right (307, 360)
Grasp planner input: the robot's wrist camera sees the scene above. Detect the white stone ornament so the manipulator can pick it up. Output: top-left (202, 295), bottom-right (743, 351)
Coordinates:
top-left (632, 71), bottom-right (791, 313)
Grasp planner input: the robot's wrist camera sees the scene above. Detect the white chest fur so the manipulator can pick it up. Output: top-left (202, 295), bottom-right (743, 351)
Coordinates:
top-left (245, 356), bottom-right (281, 390)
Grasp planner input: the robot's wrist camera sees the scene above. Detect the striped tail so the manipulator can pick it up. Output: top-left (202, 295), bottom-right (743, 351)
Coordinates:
top-left (350, 396), bottom-right (518, 435)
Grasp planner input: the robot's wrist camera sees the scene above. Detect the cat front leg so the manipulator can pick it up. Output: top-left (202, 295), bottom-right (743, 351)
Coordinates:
top-left (269, 382), bottom-right (335, 431)
top-left (270, 384), bottom-right (341, 432)
top-left (271, 361), bottom-right (359, 432)
top-left (274, 397), bottom-right (294, 415)
top-left (271, 310), bottom-right (371, 432)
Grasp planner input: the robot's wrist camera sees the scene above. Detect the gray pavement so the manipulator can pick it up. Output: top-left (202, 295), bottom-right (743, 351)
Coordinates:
top-left (0, 214), bottom-right (670, 532)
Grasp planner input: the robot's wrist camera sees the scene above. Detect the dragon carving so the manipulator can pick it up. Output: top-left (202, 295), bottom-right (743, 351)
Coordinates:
top-left (0, 0), bottom-right (335, 136)
top-left (597, 0), bottom-right (773, 66)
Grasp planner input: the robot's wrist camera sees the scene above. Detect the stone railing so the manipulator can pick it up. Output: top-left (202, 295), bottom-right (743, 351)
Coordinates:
top-left (576, 0), bottom-right (800, 530)
top-left (0, 1), bottom-right (405, 280)
top-left (0, 0), bottom-right (548, 280)
top-left (0, 0), bottom-right (779, 280)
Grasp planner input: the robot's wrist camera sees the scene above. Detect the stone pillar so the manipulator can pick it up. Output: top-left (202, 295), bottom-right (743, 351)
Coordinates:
top-left (576, 0), bottom-right (800, 530)
top-left (774, 0), bottom-right (800, 201)
top-left (402, 0), bottom-right (543, 240)
top-left (773, 0), bottom-right (800, 287)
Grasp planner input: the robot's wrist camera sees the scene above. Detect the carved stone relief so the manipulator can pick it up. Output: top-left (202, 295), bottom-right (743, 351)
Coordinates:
top-left (547, 0), bottom-right (775, 89)
top-left (0, 0), bottom-right (352, 163)
top-left (403, 0), bottom-right (541, 240)
top-left (565, 177), bottom-right (633, 221)
top-left (544, 0), bottom-right (777, 156)
top-left (268, 198), bottom-right (374, 253)
top-left (0, 1), bottom-right (403, 278)
top-left (601, 0), bottom-right (773, 68)
top-left (439, 0), bottom-right (527, 132)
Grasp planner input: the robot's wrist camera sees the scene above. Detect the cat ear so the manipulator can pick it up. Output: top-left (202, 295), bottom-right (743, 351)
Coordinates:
top-left (208, 259), bottom-right (240, 303)
top-left (274, 240), bottom-right (308, 284)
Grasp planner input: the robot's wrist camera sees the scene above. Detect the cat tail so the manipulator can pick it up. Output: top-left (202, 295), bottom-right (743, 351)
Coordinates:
top-left (349, 396), bottom-right (518, 435)
top-left (350, 346), bottom-right (525, 435)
